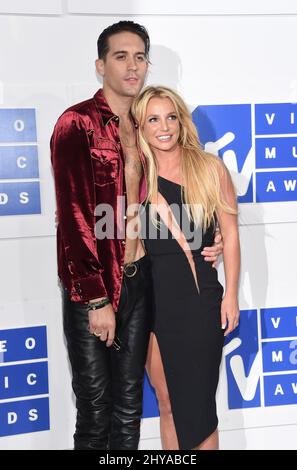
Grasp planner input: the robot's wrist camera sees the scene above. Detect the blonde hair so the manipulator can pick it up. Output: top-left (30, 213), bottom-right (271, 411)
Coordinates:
top-left (131, 85), bottom-right (237, 231)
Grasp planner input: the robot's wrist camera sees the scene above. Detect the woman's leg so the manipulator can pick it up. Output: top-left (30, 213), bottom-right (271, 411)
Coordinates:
top-left (193, 429), bottom-right (219, 450)
top-left (145, 332), bottom-right (179, 450)
top-left (146, 332), bottom-right (219, 451)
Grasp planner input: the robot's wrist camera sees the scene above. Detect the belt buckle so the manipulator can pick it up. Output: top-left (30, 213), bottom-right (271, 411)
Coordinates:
top-left (124, 262), bottom-right (138, 278)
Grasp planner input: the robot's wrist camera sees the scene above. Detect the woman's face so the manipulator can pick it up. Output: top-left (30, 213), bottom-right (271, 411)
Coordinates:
top-left (143, 97), bottom-right (180, 153)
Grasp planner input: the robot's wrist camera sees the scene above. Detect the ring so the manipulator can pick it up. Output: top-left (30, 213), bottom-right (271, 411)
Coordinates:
top-left (93, 331), bottom-right (101, 337)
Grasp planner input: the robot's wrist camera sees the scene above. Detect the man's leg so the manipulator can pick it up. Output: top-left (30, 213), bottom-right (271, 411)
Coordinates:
top-left (109, 256), bottom-right (152, 450)
top-left (62, 286), bottom-right (112, 450)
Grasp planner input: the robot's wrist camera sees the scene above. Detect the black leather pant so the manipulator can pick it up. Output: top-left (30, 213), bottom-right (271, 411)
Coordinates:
top-left (62, 255), bottom-right (152, 450)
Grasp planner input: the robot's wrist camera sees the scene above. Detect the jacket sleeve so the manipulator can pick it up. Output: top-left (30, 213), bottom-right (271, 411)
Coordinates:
top-left (51, 110), bottom-right (108, 302)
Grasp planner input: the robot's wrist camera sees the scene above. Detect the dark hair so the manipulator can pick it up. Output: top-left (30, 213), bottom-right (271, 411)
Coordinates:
top-left (97, 21), bottom-right (150, 61)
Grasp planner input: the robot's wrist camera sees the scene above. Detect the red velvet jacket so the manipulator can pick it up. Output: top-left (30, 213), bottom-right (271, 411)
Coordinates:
top-left (50, 89), bottom-right (147, 310)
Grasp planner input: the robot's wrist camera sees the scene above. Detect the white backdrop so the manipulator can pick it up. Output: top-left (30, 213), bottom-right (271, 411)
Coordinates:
top-left (0, 0), bottom-right (297, 450)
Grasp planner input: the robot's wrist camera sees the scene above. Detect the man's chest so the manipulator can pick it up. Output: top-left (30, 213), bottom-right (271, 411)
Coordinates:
top-left (124, 153), bottom-right (143, 184)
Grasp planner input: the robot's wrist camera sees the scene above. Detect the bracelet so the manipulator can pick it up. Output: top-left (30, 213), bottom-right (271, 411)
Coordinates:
top-left (87, 298), bottom-right (110, 311)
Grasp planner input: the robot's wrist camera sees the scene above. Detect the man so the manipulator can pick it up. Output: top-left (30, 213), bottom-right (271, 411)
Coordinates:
top-left (51, 21), bottom-right (222, 450)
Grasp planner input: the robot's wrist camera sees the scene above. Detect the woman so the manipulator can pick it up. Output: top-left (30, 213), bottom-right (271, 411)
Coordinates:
top-left (131, 86), bottom-right (240, 450)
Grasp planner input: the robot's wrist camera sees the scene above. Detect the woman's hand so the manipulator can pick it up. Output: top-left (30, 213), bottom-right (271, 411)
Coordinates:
top-left (221, 294), bottom-right (239, 336)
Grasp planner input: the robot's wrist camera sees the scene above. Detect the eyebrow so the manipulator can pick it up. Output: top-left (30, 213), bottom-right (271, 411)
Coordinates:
top-left (147, 112), bottom-right (177, 118)
top-left (112, 51), bottom-right (146, 56)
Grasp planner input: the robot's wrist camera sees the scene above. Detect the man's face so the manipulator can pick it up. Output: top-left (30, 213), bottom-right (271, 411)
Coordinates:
top-left (96, 31), bottom-right (148, 98)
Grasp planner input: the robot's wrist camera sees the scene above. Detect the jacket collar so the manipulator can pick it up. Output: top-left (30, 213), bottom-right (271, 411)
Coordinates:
top-left (93, 88), bottom-right (138, 128)
top-left (93, 88), bottom-right (118, 126)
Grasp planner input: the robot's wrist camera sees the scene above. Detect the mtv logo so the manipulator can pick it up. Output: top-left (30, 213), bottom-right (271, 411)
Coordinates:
top-left (224, 310), bottom-right (261, 409)
top-left (223, 306), bottom-right (297, 411)
top-left (192, 104), bottom-right (253, 203)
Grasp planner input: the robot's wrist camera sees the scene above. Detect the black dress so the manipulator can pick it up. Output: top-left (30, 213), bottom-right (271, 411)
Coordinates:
top-left (141, 176), bottom-right (225, 450)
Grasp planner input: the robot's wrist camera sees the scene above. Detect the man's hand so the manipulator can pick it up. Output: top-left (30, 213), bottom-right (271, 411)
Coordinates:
top-left (201, 227), bottom-right (223, 267)
top-left (88, 303), bottom-right (116, 348)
